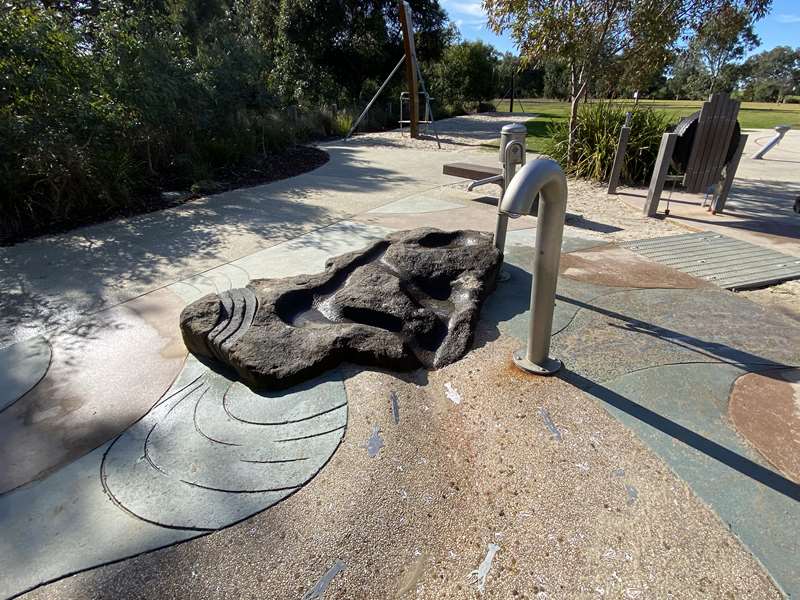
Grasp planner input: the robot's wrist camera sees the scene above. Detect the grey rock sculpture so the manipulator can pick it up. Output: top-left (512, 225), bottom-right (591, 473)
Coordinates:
top-left (180, 228), bottom-right (502, 389)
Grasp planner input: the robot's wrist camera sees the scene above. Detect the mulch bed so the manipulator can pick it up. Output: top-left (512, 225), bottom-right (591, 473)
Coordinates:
top-left (1, 145), bottom-right (330, 246)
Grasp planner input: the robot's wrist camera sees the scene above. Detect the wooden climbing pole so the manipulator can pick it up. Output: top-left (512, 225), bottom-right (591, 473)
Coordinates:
top-left (399, 1), bottom-right (419, 138)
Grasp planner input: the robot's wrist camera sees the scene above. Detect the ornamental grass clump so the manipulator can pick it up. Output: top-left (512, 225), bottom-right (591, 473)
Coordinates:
top-left (544, 102), bottom-right (670, 185)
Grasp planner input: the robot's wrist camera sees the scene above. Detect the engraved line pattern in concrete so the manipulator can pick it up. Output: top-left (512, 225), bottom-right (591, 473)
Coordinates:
top-left (0, 336), bottom-right (50, 413)
top-left (102, 366), bottom-right (347, 531)
top-left (0, 356), bottom-right (347, 599)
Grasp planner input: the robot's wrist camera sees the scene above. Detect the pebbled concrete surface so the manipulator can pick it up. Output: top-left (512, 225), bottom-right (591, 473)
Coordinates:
top-left (16, 338), bottom-right (781, 600)
top-left (2, 113), bottom-right (798, 599)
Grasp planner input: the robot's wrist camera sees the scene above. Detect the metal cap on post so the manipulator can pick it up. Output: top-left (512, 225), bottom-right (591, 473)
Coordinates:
top-left (499, 123), bottom-right (527, 165)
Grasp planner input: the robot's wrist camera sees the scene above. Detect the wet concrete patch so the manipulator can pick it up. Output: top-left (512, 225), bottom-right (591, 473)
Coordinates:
top-left (0, 288), bottom-right (187, 493)
top-left (729, 368), bottom-right (800, 483)
top-left (560, 244), bottom-right (713, 289)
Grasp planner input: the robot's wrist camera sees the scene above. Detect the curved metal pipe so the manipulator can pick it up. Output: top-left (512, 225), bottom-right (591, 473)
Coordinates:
top-left (467, 174), bottom-right (503, 191)
top-left (498, 158), bottom-right (568, 375)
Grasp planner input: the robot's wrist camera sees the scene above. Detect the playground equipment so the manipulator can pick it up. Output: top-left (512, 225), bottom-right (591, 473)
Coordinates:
top-left (494, 61), bottom-right (529, 113)
top-left (753, 125), bottom-right (792, 160)
top-left (607, 112), bottom-right (632, 194)
top-left (442, 123), bottom-right (528, 250)
top-left (442, 124), bottom-right (567, 375)
top-left (346, 2), bottom-right (440, 147)
top-left (643, 93), bottom-right (747, 216)
top-left (399, 91), bottom-right (436, 136)
top-left (499, 158), bottom-right (568, 375)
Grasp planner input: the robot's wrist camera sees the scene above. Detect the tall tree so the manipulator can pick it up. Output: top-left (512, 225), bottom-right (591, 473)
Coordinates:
top-left (741, 46), bottom-right (800, 102)
top-left (430, 40), bottom-right (499, 105)
top-left (483, 0), bottom-right (772, 162)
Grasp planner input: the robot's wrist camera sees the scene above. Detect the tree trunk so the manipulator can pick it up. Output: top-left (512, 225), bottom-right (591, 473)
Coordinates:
top-left (567, 80), bottom-right (588, 168)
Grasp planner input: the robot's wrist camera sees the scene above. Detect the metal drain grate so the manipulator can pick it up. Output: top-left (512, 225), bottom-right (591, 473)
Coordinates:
top-left (621, 232), bottom-right (800, 290)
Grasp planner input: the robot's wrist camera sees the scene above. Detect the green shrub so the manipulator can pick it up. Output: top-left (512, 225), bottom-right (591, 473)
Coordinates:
top-left (785, 96), bottom-right (800, 104)
top-left (543, 102), bottom-right (670, 184)
top-left (331, 111), bottom-right (355, 137)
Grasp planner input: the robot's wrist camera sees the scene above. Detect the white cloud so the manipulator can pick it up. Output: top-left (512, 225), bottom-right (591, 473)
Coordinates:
top-left (776, 14), bottom-right (800, 23)
top-left (447, 1), bottom-right (485, 18)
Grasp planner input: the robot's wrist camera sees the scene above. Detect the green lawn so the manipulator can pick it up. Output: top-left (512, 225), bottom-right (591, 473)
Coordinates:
top-left (491, 98), bottom-right (800, 153)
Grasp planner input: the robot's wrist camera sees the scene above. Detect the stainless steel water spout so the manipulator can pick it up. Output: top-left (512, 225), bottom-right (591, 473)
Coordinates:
top-left (498, 158), bottom-right (568, 375)
top-left (467, 174), bottom-right (504, 191)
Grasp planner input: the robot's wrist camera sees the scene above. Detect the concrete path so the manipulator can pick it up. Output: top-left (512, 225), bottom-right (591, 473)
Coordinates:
top-left (1, 114), bottom-right (798, 599)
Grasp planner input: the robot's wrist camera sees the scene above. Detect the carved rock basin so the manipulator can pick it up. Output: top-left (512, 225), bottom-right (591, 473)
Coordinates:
top-left (180, 228), bottom-right (502, 389)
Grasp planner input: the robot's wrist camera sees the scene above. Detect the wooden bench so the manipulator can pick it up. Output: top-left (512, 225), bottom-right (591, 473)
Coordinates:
top-left (442, 162), bottom-right (502, 184)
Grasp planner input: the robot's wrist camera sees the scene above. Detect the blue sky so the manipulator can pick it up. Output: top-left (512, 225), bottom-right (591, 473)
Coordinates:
top-left (440, 0), bottom-right (800, 57)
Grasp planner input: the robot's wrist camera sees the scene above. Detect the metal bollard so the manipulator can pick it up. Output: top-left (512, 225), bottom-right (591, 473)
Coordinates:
top-left (498, 158), bottom-right (568, 375)
top-left (752, 125), bottom-right (791, 160)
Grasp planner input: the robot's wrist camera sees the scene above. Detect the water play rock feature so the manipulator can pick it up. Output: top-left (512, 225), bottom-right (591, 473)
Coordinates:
top-left (180, 228), bottom-right (502, 389)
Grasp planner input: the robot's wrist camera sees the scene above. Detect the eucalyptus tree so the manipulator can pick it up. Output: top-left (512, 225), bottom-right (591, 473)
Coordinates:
top-left (741, 46), bottom-right (800, 102)
top-left (483, 0), bottom-right (772, 160)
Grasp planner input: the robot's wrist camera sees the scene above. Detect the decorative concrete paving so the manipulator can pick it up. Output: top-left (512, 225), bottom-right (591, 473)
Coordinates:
top-left (483, 235), bottom-right (800, 597)
top-left (14, 338), bottom-right (783, 600)
top-left (730, 368), bottom-right (800, 484)
top-left (0, 356), bottom-right (347, 598)
top-left (103, 366), bottom-right (346, 530)
top-left (0, 219), bottom-right (407, 599)
top-left (2, 225), bottom-right (790, 599)
top-left (1, 114), bottom-right (798, 598)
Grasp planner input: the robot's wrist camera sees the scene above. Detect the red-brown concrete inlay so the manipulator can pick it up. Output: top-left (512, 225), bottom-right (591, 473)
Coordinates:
top-left (560, 244), bottom-right (713, 289)
top-left (729, 368), bottom-right (800, 484)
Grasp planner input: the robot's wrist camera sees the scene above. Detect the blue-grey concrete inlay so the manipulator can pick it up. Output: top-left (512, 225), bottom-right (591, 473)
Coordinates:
top-left (364, 425), bottom-right (384, 458)
top-left (302, 559), bottom-right (345, 600)
top-left (538, 407), bottom-right (562, 441)
top-left (390, 391), bottom-right (400, 424)
top-left (102, 367), bottom-right (346, 530)
top-left (0, 357), bottom-right (347, 599)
